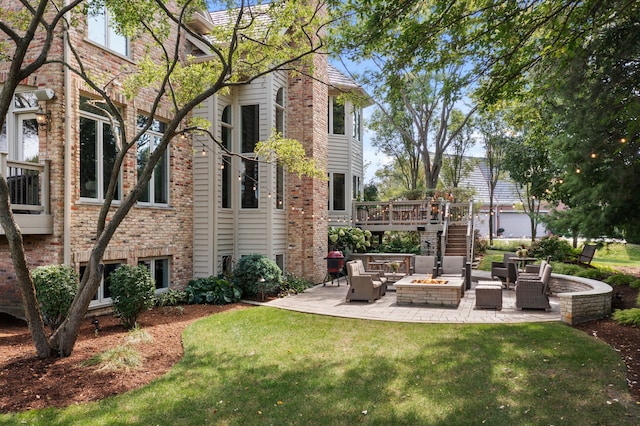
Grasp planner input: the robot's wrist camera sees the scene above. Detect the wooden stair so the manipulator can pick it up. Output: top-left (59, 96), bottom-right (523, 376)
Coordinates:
top-left (445, 224), bottom-right (468, 257)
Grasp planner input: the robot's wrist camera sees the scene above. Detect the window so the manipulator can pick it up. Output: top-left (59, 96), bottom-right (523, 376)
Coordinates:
top-left (275, 89), bottom-right (285, 209)
top-left (137, 115), bottom-right (168, 205)
top-left (276, 162), bottom-right (284, 209)
top-left (353, 107), bottom-right (362, 141)
top-left (138, 258), bottom-right (169, 291)
top-left (328, 96), bottom-right (345, 135)
top-left (221, 255), bottom-right (234, 277)
top-left (275, 254), bottom-right (284, 275)
top-left (79, 97), bottom-right (121, 201)
top-left (275, 88), bottom-right (285, 134)
top-left (221, 106), bottom-right (232, 209)
top-left (353, 175), bottom-right (361, 200)
top-left (87, 2), bottom-right (128, 56)
top-left (241, 105), bottom-right (259, 208)
top-left (81, 262), bottom-right (121, 306)
top-left (332, 173), bottom-right (346, 211)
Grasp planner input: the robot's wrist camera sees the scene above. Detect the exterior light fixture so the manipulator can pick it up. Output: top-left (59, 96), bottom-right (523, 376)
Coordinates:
top-left (35, 107), bottom-right (51, 130)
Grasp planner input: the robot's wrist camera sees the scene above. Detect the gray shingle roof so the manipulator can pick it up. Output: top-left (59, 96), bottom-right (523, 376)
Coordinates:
top-left (458, 158), bottom-right (521, 204)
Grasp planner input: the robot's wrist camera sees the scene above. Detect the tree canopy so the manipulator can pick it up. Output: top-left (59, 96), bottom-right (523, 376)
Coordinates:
top-left (329, 0), bottom-right (640, 240)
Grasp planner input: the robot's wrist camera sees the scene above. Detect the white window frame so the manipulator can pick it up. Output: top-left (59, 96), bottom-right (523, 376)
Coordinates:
top-left (79, 97), bottom-right (122, 202)
top-left (221, 105), bottom-right (233, 209)
top-left (275, 88), bottom-right (285, 210)
top-left (136, 115), bottom-right (169, 206)
top-left (138, 257), bottom-right (170, 293)
top-left (241, 104), bottom-right (260, 209)
top-left (83, 262), bottom-right (122, 308)
top-left (86, 2), bottom-right (129, 57)
top-left (328, 96), bottom-right (345, 135)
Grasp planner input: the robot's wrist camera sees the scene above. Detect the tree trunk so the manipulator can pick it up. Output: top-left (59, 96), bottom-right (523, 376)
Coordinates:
top-left (0, 178), bottom-right (52, 358)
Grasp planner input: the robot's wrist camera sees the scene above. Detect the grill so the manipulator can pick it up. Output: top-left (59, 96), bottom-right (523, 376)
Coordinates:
top-left (324, 250), bottom-right (345, 286)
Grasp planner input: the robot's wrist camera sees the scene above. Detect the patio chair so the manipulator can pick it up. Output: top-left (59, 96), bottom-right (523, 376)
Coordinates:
top-left (438, 255), bottom-right (467, 295)
top-left (345, 261), bottom-right (383, 302)
top-left (439, 256), bottom-right (465, 277)
top-left (577, 244), bottom-right (597, 266)
top-left (515, 264), bottom-right (552, 310)
top-left (521, 260), bottom-right (548, 279)
top-left (491, 253), bottom-right (516, 284)
top-left (414, 255), bottom-right (437, 275)
top-left (353, 259), bottom-right (388, 288)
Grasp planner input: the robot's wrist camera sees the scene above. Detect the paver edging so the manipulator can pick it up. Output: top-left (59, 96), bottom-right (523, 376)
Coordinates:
top-left (550, 273), bottom-right (612, 325)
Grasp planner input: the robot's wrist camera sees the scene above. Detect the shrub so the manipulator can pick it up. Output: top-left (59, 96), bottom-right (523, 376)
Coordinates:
top-left (31, 264), bottom-right (79, 331)
top-left (185, 276), bottom-right (241, 304)
top-left (381, 231), bottom-right (420, 254)
top-left (474, 230), bottom-right (487, 257)
top-left (232, 254), bottom-right (282, 298)
top-left (328, 227), bottom-right (372, 253)
top-left (605, 273), bottom-right (637, 287)
top-left (612, 308), bottom-right (640, 327)
top-left (108, 265), bottom-right (156, 329)
top-left (279, 273), bottom-right (314, 296)
top-left (154, 289), bottom-right (188, 306)
top-left (528, 236), bottom-right (575, 262)
top-left (574, 268), bottom-right (609, 281)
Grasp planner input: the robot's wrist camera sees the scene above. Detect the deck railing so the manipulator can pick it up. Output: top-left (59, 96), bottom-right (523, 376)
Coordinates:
top-left (352, 199), bottom-right (446, 226)
top-left (0, 153), bottom-right (50, 215)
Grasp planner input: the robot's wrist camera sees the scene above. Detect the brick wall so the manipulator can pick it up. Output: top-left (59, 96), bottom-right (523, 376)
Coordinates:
top-left (286, 52), bottom-right (329, 284)
top-left (0, 4), bottom-right (193, 318)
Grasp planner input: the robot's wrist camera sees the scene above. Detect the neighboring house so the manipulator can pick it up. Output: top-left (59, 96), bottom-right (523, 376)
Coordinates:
top-left (0, 5), bottom-right (367, 319)
top-left (459, 158), bottom-right (548, 239)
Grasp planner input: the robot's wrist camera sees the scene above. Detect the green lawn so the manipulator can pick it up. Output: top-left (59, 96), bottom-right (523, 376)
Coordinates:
top-left (479, 243), bottom-right (640, 271)
top-left (3, 308), bottom-right (639, 425)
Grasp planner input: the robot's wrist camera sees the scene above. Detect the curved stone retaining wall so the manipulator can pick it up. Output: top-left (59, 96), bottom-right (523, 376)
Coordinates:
top-left (549, 274), bottom-right (612, 325)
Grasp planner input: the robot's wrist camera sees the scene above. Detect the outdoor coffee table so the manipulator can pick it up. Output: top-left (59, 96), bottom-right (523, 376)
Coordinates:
top-left (475, 280), bottom-right (503, 310)
top-left (395, 274), bottom-right (464, 307)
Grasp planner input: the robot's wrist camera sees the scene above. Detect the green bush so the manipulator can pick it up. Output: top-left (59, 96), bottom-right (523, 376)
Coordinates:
top-left (328, 227), bottom-right (372, 253)
top-left (474, 230), bottom-right (487, 257)
top-left (154, 289), bottom-right (188, 306)
top-left (381, 231), bottom-right (420, 254)
top-left (185, 276), bottom-right (241, 304)
top-left (528, 236), bottom-right (575, 262)
top-left (232, 254), bottom-right (282, 298)
top-left (279, 273), bottom-right (314, 296)
top-left (612, 308), bottom-right (640, 327)
top-left (32, 264), bottom-right (79, 331)
top-left (631, 279), bottom-right (640, 290)
top-left (605, 273), bottom-right (637, 287)
top-left (108, 265), bottom-right (156, 329)
top-left (574, 267), bottom-right (609, 281)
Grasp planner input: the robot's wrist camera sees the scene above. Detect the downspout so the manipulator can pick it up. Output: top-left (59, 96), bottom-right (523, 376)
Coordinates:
top-left (63, 14), bottom-right (72, 264)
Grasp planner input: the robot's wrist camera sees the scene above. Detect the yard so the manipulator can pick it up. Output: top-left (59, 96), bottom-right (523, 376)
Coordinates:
top-left (1, 305), bottom-right (639, 425)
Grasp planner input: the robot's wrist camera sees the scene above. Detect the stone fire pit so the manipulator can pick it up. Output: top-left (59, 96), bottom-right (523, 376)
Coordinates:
top-left (395, 275), bottom-right (464, 307)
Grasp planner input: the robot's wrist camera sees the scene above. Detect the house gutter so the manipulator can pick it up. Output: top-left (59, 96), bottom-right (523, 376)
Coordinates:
top-left (63, 12), bottom-right (72, 264)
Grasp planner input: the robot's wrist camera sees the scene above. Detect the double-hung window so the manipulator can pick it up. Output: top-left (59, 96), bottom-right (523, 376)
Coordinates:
top-left (221, 106), bottom-right (232, 209)
top-left (82, 262), bottom-right (121, 307)
top-left (328, 96), bottom-right (345, 135)
top-left (241, 105), bottom-right (259, 209)
top-left (136, 115), bottom-right (168, 205)
top-left (138, 258), bottom-right (169, 291)
top-left (79, 97), bottom-right (121, 201)
top-left (275, 88), bottom-right (285, 209)
top-left (87, 1), bottom-right (129, 56)
top-left (332, 173), bottom-right (346, 211)
top-left (353, 107), bottom-right (362, 141)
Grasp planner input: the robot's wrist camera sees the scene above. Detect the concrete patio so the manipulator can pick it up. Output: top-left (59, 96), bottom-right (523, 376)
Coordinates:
top-left (257, 270), bottom-right (561, 324)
